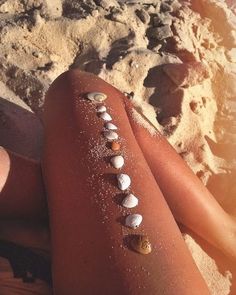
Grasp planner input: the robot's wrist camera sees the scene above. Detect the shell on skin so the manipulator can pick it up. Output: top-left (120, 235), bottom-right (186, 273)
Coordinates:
top-left (87, 92), bottom-right (107, 102)
top-left (99, 112), bottom-right (112, 121)
top-left (125, 214), bottom-right (142, 229)
top-left (111, 141), bottom-right (121, 151)
top-left (122, 193), bottom-right (138, 208)
top-left (117, 173), bottom-right (131, 190)
top-left (130, 235), bottom-right (152, 255)
top-left (110, 155), bottom-right (124, 169)
top-left (96, 105), bottom-right (107, 113)
top-left (103, 130), bottom-right (119, 141)
top-left (105, 122), bottom-right (118, 130)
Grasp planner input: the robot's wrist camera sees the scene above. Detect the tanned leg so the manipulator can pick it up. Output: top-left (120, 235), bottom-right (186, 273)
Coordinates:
top-left (0, 147), bottom-right (49, 251)
top-left (124, 98), bottom-right (236, 260)
top-left (0, 147), bottom-right (47, 220)
top-left (42, 69), bottom-right (210, 295)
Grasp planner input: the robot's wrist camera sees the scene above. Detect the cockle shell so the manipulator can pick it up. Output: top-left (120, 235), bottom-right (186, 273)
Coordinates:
top-left (96, 105), bottom-right (107, 113)
top-left (99, 112), bottom-right (112, 121)
top-left (111, 142), bottom-right (121, 151)
top-left (103, 130), bottom-right (118, 141)
top-left (122, 193), bottom-right (138, 208)
top-left (105, 122), bottom-right (118, 130)
top-left (110, 155), bottom-right (124, 169)
top-left (87, 92), bottom-right (107, 102)
top-left (130, 235), bottom-right (152, 255)
top-left (125, 214), bottom-right (143, 229)
top-left (117, 173), bottom-right (131, 190)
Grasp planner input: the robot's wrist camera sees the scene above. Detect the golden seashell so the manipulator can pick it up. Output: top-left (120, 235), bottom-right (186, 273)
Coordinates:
top-left (130, 235), bottom-right (152, 255)
top-left (111, 141), bottom-right (120, 151)
top-left (87, 92), bottom-right (107, 102)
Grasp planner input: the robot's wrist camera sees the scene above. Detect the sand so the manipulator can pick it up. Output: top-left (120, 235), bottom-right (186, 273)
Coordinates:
top-left (0, 0), bottom-right (235, 294)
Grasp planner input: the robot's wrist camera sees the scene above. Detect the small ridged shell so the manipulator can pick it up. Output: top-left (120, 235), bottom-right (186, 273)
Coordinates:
top-left (130, 235), bottom-right (152, 255)
top-left (87, 92), bottom-right (107, 102)
top-left (99, 112), bottom-right (112, 121)
top-left (105, 122), bottom-right (118, 130)
top-left (122, 193), bottom-right (138, 208)
top-left (111, 142), bottom-right (120, 151)
top-left (110, 155), bottom-right (124, 169)
top-left (117, 173), bottom-right (131, 190)
top-left (125, 214), bottom-right (143, 229)
top-left (96, 105), bottom-right (107, 113)
top-left (103, 130), bottom-right (118, 141)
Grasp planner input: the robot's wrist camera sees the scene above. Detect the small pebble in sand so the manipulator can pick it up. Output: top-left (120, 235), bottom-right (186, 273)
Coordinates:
top-left (105, 122), bottom-right (118, 130)
top-left (125, 214), bottom-right (142, 229)
top-left (103, 130), bottom-right (119, 141)
top-left (110, 155), bottom-right (124, 169)
top-left (99, 112), bottom-right (112, 121)
top-left (96, 105), bottom-right (107, 113)
top-left (87, 92), bottom-right (107, 102)
top-left (130, 235), bottom-right (152, 255)
top-left (122, 193), bottom-right (138, 208)
top-left (117, 173), bottom-right (131, 190)
top-left (111, 141), bottom-right (121, 151)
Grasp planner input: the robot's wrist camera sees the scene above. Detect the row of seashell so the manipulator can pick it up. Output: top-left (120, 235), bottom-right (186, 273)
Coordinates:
top-left (87, 92), bottom-right (151, 255)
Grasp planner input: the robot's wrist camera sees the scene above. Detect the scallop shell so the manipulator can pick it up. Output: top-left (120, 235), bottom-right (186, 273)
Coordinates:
top-left (99, 112), bottom-right (112, 121)
top-left (130, 235), bottom-right (152, 255)
top-left (125, 214), bottom-right (143, 229)
top-left (87, 92), bottom-right (107, 102)
top-left (117, 173), bottom-right (131, 190)
top-left (110, 155), bottom-right (124, 169)
top-left (103, 130), bottom-right (118, 141)
top-left (105, 122), bottom-right (118, 130)
top-left (96, 105), bottom-right (107, 113)
top-left (122, 193), bottom-right (138, 208)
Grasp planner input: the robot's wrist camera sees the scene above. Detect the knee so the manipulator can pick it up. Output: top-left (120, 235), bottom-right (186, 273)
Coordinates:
top-left (43, 70), bottom-right (88, 117)
top-left (0, 147), bottom-right (10, 192)
top-left (43, 69), bottom-right (124, 131)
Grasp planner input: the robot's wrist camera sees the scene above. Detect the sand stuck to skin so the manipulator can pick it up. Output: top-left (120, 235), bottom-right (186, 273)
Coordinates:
top-left (0, 0), bottom-right (235, 294)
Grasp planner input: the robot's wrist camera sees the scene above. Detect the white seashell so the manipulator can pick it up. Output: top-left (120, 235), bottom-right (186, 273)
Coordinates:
top-left (87, 92), bottom-right (107, 102)
top-left (122, 193), bottom-right (138, 208)
top-left (96, 105), bottom-right (107, 113)
top-left (105, 122), bottom-right (118, 130)
top-left (99, 112), bottom-right (112, 121)
top-left (110, 155), bottom-right (124, 169)
top-left (103, 130), bottom-right (118, 141)
top-left (117, 173), bottom-right (131, 190)
top-left (125, 214), bottom-right (143, 229)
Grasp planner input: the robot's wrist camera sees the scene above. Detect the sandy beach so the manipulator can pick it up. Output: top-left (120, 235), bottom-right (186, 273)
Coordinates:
top-left (0, 0), bottom-right (235, 294)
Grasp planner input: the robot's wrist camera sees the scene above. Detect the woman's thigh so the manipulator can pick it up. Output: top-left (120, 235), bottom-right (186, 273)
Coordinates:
top-left (42, 69), bottom-right (210, 295)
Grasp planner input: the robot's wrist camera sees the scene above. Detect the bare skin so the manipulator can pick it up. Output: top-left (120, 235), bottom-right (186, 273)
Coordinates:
top-left (42, 69), bottom-right (210, 294)
top-left (124, 98), bottom-right (236, 260)
top-left (1, 70), bottom-right (233, 293)
top-left (0, 147), bottom-right (47, 220)
top-left (0, 148), bottom-right (51, 295)
top-left (0, 148), bottom-right (50, 252)
top-left (0, 69), bottom-right (232, 294)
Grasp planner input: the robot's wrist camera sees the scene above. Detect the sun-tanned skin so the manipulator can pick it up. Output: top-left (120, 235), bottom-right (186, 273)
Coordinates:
top-left (0, 148), bottom-right (47, 220)
top-left (42, 69), bottom-right (210, 295)
top-left (0, 148), bottom-right (50, 252)
top-left (0, 69), bottom-right (235, 293)
top-left (0, 148), bottom-right (51, 295)
top-left (124, 98), bottom-right (236, 260)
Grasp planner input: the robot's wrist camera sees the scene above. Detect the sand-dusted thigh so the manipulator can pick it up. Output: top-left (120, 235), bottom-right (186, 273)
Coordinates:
top-left (42, 69), bottom-right (210, 295)
top-left (124, 99), bottom-right (236, 261)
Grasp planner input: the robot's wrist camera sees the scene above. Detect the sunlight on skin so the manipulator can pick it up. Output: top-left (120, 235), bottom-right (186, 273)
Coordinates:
top-left (123, 98), bottom-right (236, 261)
top-left (0, 147), bottom-right (10, 192)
